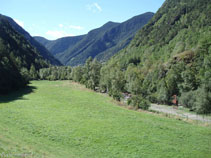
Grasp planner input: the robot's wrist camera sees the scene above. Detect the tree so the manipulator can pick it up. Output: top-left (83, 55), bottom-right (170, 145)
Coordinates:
top-left (125, 64), bottom-right (143, 95)
top-left (82, 57), bottom-right (92, 86)
top-left (194, 86), bottom-right (211, 114)
top-left (71, 66), bottom-right (83, 82)
top-left (179, 69), bottom-right (198, 92)
top-left (156, 80), bottom-right (170, 104)
top-left (99, 65), bottom-right (111, 93)
top-left (29, 64), bottom-right (38, 80)
top-left (127, 95), bottom-right (150, 110)
top-left (88, 59), bottom-right (101, 90)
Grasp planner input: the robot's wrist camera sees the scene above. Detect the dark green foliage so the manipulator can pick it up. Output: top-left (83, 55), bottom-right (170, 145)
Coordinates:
top-left (179, 86), bottom-right (211, 114)
top-left (3, 14), bottom-right (62, 65)
top-left (125, 64), bottom-right (143, 95)
top-left (0, 56), bottom-right (27, 94)
top-left (82, 58), bottom-right (101, 90)
top-left (35, 13), bottom-right (154, 66)
top-left (71, 66), bottom-right (84, 83)
top-left (156, 80), bottom-right (171, 104)
top-left (71, 58), bottom-right (102, 91)
top-left (39, 66), bottom-right (72, 80)
top-left (99, 63), bottom-right (125, 100)
top-left (99, 0), bottom-right (211, 113)
top-left (128, 95), bottom-right (150, 110)
top-left (194, 87), bottom-right (211, 114)
top-left (179, 91), bottom-right (197, 110)
top-left (30, 64), bottom-right (38, 80)
top-left (0, 16), bottom-right (49, 94)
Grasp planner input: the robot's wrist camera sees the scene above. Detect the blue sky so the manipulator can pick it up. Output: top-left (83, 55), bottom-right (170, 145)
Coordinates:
top-left (1, 0), bottom-right (165, 40)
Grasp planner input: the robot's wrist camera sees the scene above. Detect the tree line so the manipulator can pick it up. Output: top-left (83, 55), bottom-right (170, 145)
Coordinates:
top-left (35, 58), bottom-right (149, 110)
top-left (34, 45), bottom-right (211, 114)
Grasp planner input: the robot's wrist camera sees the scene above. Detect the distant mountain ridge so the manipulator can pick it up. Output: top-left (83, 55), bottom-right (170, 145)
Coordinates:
top-left (2, 15), bottom-right (62, 65)
top-left (35, 12), bottom-right (154, 66)
top-left (35, 35), bottom-right (85, 56)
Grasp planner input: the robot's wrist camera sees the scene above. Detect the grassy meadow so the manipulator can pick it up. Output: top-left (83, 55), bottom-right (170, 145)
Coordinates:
top-left (0, 81), bottom-right (211, 158)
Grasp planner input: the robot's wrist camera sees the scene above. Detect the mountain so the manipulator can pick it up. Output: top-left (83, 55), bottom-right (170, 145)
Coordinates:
top-left (3, 15), bottom-right (62, 65)
top-left (110, 0), bottom-right (211, 68)
top-left (0, 15), bottom-right (49, 94)
top-left (34, 35), bottom-right (85, 56)
top-left (35, 21), bottom-right (119, 66)
top-left (35, 12), bottom-right (154, 66)
top-left (100, 0), bottom-right (211, 113)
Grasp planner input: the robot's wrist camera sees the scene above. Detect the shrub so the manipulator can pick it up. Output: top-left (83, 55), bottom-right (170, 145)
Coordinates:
top-left (194, 87), bottom-right (211, 114)
top-left (179, 91), bottom-right (196, 110)
top-left (179, 86), bottom-right (211, 114)
top-left (128, 95), bottom-right (150, 110)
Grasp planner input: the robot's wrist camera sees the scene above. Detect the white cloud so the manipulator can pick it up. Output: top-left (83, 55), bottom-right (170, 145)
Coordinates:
top-left (69, 25), bottom-right (84, 30)
top-left (14, 19), bottom-right (24, 28)
top-left (93, 3), bottom-right (102, 12)
top-left (59, 24), bottom-right (63, 28)
top-left (86, 2), bottom-right (102, 13)
top-left (46, 30), bottom-right (74, 40)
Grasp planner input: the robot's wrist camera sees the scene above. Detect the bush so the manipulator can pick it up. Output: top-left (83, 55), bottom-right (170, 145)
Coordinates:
top-left (179, 86), bottom-right (211, 114)
top-left (179, 91), bottom-right (196, 110)
top-left (194, 87), bottom-right (211, 114)
top-left (128, 95), bottom-right (150, 110)
top-left (147, 93), bottom-right (158, 103)
top-left (112, 90), bottom-right (122, 101)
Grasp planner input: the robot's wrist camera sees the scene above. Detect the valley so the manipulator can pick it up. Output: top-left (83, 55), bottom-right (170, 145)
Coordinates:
top-left (0, 81), bottom-right (210, 158)
top-left (0, 0), bottom-right (211, 157)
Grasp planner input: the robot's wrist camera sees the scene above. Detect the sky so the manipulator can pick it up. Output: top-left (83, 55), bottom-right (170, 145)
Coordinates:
top-left (0, 0), bottom-right (165, 40)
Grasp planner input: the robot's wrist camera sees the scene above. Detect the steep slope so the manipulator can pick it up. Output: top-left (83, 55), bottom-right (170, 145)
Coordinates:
top-left (114, 0), bottom-right (211, 65)
top-left (0, 15), bottom-right (49, 94)
top-left (34, 35), bottom-right (85, 56)
top-left (35, 12), bottom-right (153, 66)
top-left (61, 12), bottom-right (153, 66)
top-left (95, 12), bottom-right (155, 61)
top-left (33, 36), bottom-right (50, 47)
top-left (35, 21), bottom-right (119, 66)
top-left (2, 14), bottom-right (62, 65)
top-left (57, 21), bottom-right (120, 66)
top-left (67, 12), bottom-right (154, 66)
top-left (100, 0), bottom-right (211, 113)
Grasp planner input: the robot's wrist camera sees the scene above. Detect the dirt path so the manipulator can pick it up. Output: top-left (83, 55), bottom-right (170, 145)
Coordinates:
top-left (149, 104), bottom-right (211, 123)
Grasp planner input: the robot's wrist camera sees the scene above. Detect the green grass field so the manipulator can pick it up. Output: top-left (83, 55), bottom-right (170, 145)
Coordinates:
top-left (0, 81), bottom-right (211, 158)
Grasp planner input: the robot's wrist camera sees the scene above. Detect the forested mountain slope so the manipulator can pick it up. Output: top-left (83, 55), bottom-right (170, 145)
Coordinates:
top-left (0, 15), bottom-right (49, 94)
top-left (34, 35), bottom-right (85, 56)
top-left (35, 12), bottom-right (154, 66)
top-left (57, 21), bottom-right (120, 66)
top-left (100, 0), bottom-right (211, 113)
top-left (2, 15), bottom-right (62, 65)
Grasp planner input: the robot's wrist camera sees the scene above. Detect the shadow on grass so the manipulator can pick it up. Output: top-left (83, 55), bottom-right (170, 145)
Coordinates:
top-left (0, 86), bottom-right (37, 103)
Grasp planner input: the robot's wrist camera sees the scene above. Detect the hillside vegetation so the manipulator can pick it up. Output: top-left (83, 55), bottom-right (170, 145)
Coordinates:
top-left (34, 35), bottom-right (85, 56)
top-left (3, 14), bottom-right (62, 65)
top-left (7, 0), bottom-right (211, 114)
top-left (35, 12), bottom-right (154, 66)
top-left (0, 81), bottom-right (210, 158)
top-left (97, 0), bottom-right (211, 113)
top-left (0, 15), bottom-right (49, 94)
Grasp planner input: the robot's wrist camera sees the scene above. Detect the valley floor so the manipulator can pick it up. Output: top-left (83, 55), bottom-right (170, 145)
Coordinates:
top-left (0, 81), bottom-right (211, 158)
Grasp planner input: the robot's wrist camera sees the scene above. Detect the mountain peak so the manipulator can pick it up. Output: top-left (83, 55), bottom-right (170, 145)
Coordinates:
top-left (103, 21), bottom-right (120, 26)
top-left (35, 12), bottom-right (154, 66)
